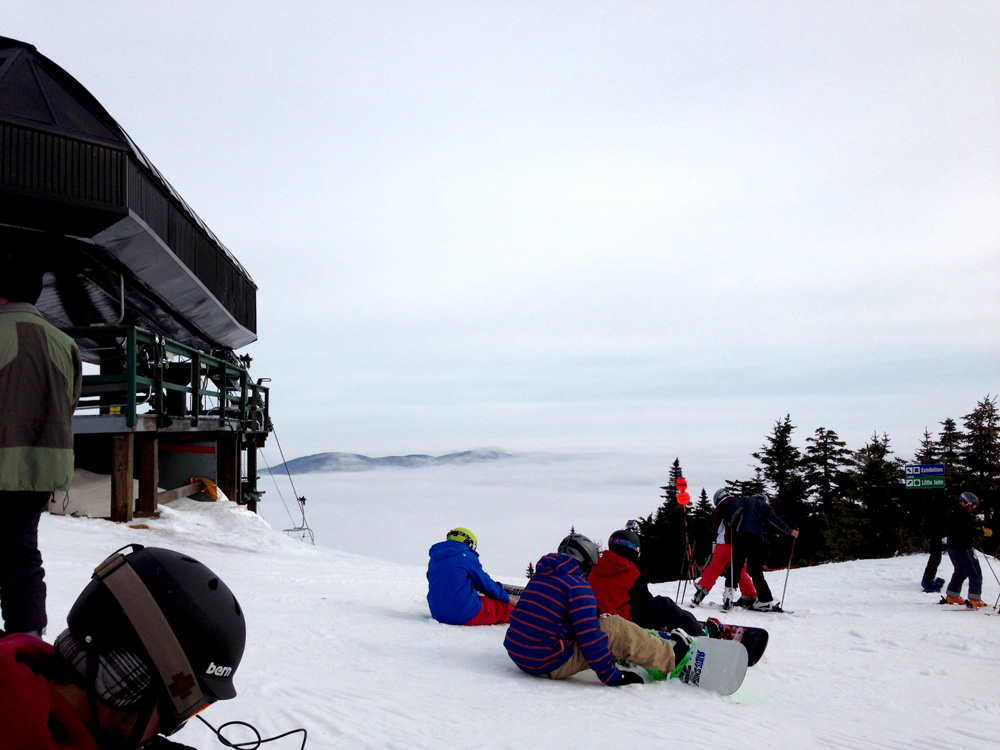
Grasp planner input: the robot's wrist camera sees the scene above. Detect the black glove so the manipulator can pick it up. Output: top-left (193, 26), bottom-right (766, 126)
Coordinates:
top-left (616, 670), bottom-right (644, 686)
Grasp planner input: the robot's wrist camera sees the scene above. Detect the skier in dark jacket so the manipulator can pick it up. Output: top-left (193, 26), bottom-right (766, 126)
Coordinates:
top-left (943, 492), bottom-right (992, 608)
top-left (920, 493), bottom-right (948, 592)
top-left (426, 527), bottom-right (514, 625)
top-left (691, 489), bottom-right (757, 608)
top-left (504, 533), bottom-right (686, 686)
top-left (589, 529), bottom-right (717, 637)
top-left (729, 493), bottom-right (799, 611)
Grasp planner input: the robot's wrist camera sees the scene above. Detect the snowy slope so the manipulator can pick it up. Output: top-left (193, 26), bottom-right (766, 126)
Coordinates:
top-left (37, 494), bottom-right (1000, 750)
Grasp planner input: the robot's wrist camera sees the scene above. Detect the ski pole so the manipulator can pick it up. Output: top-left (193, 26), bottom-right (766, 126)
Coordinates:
top-left (779, 535), bottom-right (797, 608)
top-left (677, 539), bottom-right (691, 602)
top-left (729, 538), bottom-right (736, 599)
top-left (677, 511), bottom-right (691, 602)
top-left (978, 546), bottom-right (1000, 586)
top-left (977, 547), bottom-right (1000, 610)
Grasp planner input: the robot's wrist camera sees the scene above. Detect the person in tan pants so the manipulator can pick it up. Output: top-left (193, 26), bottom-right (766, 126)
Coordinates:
top-left (505, 533), bottom-right (689, 686)
top-left (546, 613), bottom-right (677, 679)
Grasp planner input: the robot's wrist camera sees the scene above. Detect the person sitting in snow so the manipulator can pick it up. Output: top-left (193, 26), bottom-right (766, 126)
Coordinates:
top-left (943, 491), bottom-right (992, 608)
top-left (427, 527), bottom-right (515, 625)
top-left (504, 532), bottom-right (689, 686)
top-left (589, 529), bottom-right (726, 638)
top-left (0, 544), bottom-right (245, 750)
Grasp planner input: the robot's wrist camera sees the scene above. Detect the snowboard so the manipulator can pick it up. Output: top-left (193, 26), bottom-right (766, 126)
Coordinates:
top-left (628, 636), bottom-right (749, 696)
top-left (502, 582), bottom-right (526, 597)
top-left (699, 620), bottom-right (769, 667)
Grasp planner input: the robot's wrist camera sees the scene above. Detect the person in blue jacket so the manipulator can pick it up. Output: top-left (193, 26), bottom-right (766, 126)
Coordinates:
top-left (504, 533), bottom-right (687, 686)
top-left (427, 527), bottom-right (515, 625)
top-left (729, 493), bottom-right (799, 611)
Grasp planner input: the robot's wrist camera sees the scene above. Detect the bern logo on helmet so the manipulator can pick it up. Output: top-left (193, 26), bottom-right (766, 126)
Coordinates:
top-left (206, 661), bottom-right (233, 677)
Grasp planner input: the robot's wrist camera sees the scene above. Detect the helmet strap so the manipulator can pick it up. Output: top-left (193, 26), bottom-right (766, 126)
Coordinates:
top-left (93, 550), bottom-right (206, 727)
top-left (123, 693), bottom-right (158, 750)
top-left (85, 650), bottom-right (103, 738)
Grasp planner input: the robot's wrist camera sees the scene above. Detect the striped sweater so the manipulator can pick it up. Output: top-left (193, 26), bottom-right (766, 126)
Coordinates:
top-left (503, 552), bottom-right (621, 685)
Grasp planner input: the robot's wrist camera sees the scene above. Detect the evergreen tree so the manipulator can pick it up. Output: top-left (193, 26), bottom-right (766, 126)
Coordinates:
top-left (937, 418), bottom-right (965, 492)
top-left (914, 428), bottom-right (937, 464)
top-left (803, 427), bottom-right (855, 513)
top-left (724, 470), bottom-right (765, 498)
top-left (525, 561), bottom-right (535, 579)
top-left (691, 487), bottom-right (712, 526)
top-left (853, 432), bottom-right (909, 557)
top-left (753, 415), bottom-right (809, 522)
top-left (960, 395), bottom-right (1000, 531)
top-left (638, 458), bottom-right (688, 583)
top-left (661, 458), bottom-right (683, 505)
top-left (802, 427), bottom-right (856, 564)
top-left (689, 488), bottom-right (715, 567)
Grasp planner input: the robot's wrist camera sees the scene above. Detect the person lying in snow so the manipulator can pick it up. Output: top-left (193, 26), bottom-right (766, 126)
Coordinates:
top-left (427, 527), bottom-right (516, 625)
top-left (504, 532), bottom-right (690, 686)
top-left (588, 529), bottom-right (731, 639)
top-left (0, 544), bottom-right (245, 750)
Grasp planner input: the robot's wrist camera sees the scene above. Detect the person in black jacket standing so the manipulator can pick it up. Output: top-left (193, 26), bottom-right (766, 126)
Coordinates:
top-left (920, 493), bottom-right (948, 592)
top-left (729, 493), bottom-right (799, 611)
top-left (943, 492), bottom-right (992, 608)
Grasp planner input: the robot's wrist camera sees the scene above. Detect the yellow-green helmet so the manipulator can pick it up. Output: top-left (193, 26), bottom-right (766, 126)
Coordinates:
top-left (447, 527), bottom-right (477, 551)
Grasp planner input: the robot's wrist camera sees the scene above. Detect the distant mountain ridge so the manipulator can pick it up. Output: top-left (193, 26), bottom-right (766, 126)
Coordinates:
top-left (266, 449), bottom-right (513, 474)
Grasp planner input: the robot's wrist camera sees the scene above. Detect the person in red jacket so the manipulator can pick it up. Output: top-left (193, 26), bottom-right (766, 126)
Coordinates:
top-left (0, 544), bottom-right (246, 750)
top-left (691, 489), bottom-right (757, 609)
top-left (589, 529), bottom-right (720, 638)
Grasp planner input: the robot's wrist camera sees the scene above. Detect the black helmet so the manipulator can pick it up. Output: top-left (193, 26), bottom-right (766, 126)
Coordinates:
top-left (712, 488), bottom-right (730, 507)
top-left (558, 533), bottom-right (599, 574)
top-left (960, 491), bottom-right (979, 509)
top-left (608, 529), bottom-right (640, 563)
top-left (66, 545), bottom-right (246, 733)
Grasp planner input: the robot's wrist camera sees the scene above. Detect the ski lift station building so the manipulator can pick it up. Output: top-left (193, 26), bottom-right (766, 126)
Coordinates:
top-left (0, 35), bottom-right (271, 521)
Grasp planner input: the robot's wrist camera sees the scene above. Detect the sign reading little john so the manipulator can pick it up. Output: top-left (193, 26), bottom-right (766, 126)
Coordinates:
top-left (905, 463), bottom-right (946, 489)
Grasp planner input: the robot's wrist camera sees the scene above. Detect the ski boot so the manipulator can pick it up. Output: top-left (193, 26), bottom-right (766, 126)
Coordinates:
top-left (945, 594), bottom-right (968, 605)
top-left (667, 630), bottom-right (694, 680)
top-left (722, 587), bottom-right (736, 610)
top-left (735, 595), bottom-right (756, 608)
top-left (968, 598), bottom-right (987, 609)
top-left (691, 583), bottom-right (708, 607)
top-left (751, 599), bottom-right (775, 611)
top-left (921, 576), bottom-right (944, 593)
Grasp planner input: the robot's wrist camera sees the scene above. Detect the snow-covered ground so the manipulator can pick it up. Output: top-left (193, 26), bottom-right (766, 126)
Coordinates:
top-left (37, 455), bottom-right (1000, 749)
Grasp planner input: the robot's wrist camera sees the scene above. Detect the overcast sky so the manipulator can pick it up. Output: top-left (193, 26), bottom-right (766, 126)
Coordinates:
top-left (7, 2), bottom-right (999, 481)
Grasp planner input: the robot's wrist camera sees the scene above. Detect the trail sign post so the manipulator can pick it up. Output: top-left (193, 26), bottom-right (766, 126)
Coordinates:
top-left (905, 464), bottom-right (946, 489)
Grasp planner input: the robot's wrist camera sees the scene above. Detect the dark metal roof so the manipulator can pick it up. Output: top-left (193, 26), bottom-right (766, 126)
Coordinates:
top-left (0, 36), bottom-right (257, 354)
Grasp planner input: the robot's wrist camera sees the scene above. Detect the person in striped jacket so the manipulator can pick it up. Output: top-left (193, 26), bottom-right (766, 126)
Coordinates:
top-left (503, 533), bottom-right (686, 687)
